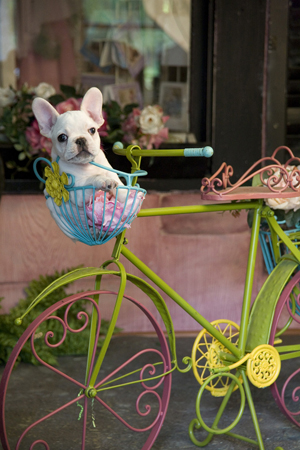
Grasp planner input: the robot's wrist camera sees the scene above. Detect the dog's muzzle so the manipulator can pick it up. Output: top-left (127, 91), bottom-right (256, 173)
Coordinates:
top-left (75, 137), bottom-right (89, 152)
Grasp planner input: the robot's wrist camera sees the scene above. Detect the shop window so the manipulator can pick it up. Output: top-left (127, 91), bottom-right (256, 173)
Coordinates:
top-left (0, 0), bottom-right (212, 187)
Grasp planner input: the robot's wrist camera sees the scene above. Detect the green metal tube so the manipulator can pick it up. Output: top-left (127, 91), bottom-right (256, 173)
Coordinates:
top-left (114, 147), bottom-right (191, 158)
top-left (280, 350), bottom-right (300, 361)
top-left (121, 245), bottom-right (241, 358)
top-left (268, 215), bottom-right (300, 263)
top-left (225, 431), bottom-right (258, 446)
top-left (241, 372), bottom-right (265, 449)
top-left (85, 274), bottom-right (103, 384)
top-left (238, 207), bottom-right (261, 354)
top-left (138, 201), bottom-right (261, 218)
top-left (88, 262), bottom-right (127, 388)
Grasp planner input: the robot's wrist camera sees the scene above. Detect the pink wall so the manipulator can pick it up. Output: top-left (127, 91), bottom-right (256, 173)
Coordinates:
top-left (0, 192), bottom-right (268, 334)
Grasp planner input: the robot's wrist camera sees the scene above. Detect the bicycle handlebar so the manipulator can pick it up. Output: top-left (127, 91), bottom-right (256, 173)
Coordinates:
top-left (112, 141), bottom-right (214, 158)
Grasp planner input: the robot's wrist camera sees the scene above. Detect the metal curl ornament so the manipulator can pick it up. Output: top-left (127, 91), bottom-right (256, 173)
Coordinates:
top-left (135, 390), bottom-right (162, 421)
top-left (44, 316), bottom-right (67, 348)
top-left (280, 368), bottom-right (300, 418)
top-left (222, 164), bottom-right (234, 188)
top-left (201, 176), bottom-right (223, 194)
top-left (29, 440), bottom-right (50, 450)
top-left (64, 301), bottom-right (90, 333)
top-left (193, 372), bottom-right (245, 435)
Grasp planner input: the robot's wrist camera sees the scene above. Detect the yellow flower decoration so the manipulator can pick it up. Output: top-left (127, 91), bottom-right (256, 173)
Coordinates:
top-left (44, 161), bottom-right (69, 206)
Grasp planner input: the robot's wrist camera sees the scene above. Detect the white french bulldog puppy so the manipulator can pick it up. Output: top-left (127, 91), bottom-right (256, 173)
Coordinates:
top-left (32, 87), bottom-right (124, 206)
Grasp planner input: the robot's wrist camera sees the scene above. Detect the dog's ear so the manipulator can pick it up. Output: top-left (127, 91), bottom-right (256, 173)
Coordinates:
top-left (32, 98), bottom-right (59, 138)
top-left (80, 87), bottom-right (104, 128)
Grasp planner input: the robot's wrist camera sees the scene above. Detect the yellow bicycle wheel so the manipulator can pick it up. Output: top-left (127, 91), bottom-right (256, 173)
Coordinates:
top-left (192, 320), bottom-right (240, 397)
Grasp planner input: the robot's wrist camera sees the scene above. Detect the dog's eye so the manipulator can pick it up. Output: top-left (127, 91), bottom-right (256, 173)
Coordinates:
top-left (89, 128), bottom-right (96, 135)
top-left (58, 134), bottom-right (68, 142)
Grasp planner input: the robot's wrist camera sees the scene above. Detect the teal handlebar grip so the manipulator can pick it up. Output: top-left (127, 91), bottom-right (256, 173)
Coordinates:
top-left (113, 141), bottom-right (124, 151)
top-left (184, 147), bottom-right (214, 158)
top-left (112, 141), bottom-right (214, 158)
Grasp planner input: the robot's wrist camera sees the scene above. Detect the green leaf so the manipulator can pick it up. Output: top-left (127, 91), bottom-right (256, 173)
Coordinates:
top-left (123, 103), bottom-right (138, 114)
top-left (252, 173), bottom-right (263, 187)
top-left (48, 94), bottom-right (65, 105)
top-left (288, 209), bottom-right (300, 229)
top-left (59, 84), bottom-right (77, 98)
top-left (19, 267), bottom-right (120, 319)
top-left (274, 209), bottom-right (285, 223)
top-left (6, 160), bottom-right (17, 169)
top-left (0, 267), bottom-right (122, 365)
top-left (247, 210), bottom-right (254, 228)
top-left (14, 144), bottom-right (23, 151)
top-left (18, 152), bottom-right (26, 161)
top-left (285, 209), bottom-right (294, 228)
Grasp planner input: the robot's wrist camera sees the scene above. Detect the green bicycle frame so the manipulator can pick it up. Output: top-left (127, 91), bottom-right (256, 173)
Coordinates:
top-left (118, 199), bottom-right (263, 360)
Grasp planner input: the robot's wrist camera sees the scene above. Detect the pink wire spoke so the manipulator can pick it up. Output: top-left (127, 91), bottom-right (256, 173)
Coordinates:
top-left (280, 368), bottom-right (300, 417)
top-left (14, 296), bottom-right (102, 448)
top-left (89, 349), bottom-right (168, 431)
top-left (286, 293), bottom-right (300, 325)
top-left (16, 393), bottom-right (86, 450)
top-left (95, 348), bottom-right (168, 390)
top-left (30, 296), bottom-right (101, 388)
top-left (94, 389), bottom-right (163, 433)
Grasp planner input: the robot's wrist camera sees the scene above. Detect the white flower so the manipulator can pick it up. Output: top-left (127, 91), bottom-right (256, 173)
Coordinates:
top-left (139, 105), bottom-right (164, 135)
top-left (33, 82), bottom-right (56, 99)
top-left (264, 165), bottom-right (300, 211)
top-left (265, 197), bottom-right (300, 211)
top-left (0, 87), bottom-right (16, 108)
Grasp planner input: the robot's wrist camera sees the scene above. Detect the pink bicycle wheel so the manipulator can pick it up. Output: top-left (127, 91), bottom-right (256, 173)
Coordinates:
top-left (0, 291), bottom-right (171, 450)
top-left (269, 271), bottom-right (300, 427)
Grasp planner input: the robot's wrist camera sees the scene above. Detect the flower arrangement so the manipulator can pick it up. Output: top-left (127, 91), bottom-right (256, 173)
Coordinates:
top-left (0, 83), bottom-right (85, 176)
top-left (263, 165), bottom-right (300, 229)
top-left (247, 164), bottom-right (300, 229)
top-left (0, 82), bottom-right (169, 179)
top-left (121, 105), bottom-right (169, 149)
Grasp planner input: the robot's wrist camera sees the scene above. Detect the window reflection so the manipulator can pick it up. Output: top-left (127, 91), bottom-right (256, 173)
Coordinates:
top-left (1, 0), bottom-right (191, 137)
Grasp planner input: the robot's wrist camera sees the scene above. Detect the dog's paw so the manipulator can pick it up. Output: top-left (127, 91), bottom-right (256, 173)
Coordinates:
top-left (115, 189), bottom-right (127, 203)
top-left (97, 178), bottom-right (118, 192)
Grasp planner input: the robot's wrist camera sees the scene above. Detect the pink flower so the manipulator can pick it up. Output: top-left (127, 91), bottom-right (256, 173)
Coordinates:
top-left (86, 190), bottom-right (145, 233)
top-left (122, 108), bottom-right (140, 143)
top-left (98, 110), bottom-right (108, 137)
top-left (39, 136), bottom-right (52, 155)
top-left (25, 119), bottom-right (52, 155)
top-left (122, 105), bottom-right (169, 149)
top-left (55, 97), bottom-right (82, 114)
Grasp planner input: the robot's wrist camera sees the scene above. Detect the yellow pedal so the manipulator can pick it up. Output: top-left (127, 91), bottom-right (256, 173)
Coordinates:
top-left (246, 345), bottom-right (281, 388)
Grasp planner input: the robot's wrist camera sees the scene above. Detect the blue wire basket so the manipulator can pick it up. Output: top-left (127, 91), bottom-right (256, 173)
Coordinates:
top-left (259, 221), bottom-right (300, 317)
top-left (34, 158), bottom-right (147, 246)
top-left (259, 221), bottom-right (300, 274)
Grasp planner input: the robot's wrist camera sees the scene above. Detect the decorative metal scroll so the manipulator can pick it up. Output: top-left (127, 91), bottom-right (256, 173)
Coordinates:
top-left (201, 146), bottom-right (300, 197)
top-left (1, 292), bottom-right (171, 450)
top-left (269, 271), bottom-right (300, 428)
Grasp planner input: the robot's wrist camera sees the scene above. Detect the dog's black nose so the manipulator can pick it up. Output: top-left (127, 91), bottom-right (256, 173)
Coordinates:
top-left (75, 137), bottom-right (87, 147)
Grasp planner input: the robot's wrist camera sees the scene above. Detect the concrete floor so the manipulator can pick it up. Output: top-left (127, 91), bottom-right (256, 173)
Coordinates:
top-left (1, 336), bottom-right (300, 450)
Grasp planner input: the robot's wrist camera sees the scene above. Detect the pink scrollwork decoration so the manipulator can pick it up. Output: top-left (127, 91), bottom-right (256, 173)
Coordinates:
top-left (201, 146), bottom-right (300, 198)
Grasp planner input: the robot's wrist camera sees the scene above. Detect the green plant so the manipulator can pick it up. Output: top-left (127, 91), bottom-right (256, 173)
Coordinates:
top-left (102, 101), bottom-right (138, 144)
top-left (0, 268), bottom-right (120, 366)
